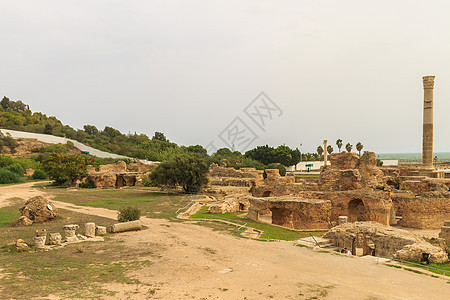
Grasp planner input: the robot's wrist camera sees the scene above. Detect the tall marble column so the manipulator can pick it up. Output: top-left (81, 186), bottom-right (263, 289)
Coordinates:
top-left (422, 76), bottom-right (435, 169)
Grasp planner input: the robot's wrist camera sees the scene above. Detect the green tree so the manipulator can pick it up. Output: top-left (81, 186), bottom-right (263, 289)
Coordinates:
top-left (345, 143), bottom-right (353, 153)
top-left (0, 96), bottom-right (10, 110)
top-left (245, 145), bottom-right (300, 166)
top-left (83, 124), bottom-right (99, 135)
top-left (44, 124), bottom-right (53, 135)
top-left (152, 131), bottom-right (168, 142)
top-left (43, 153), bottom-right (94, 185)
top-left (336, 139), bottom-right (343, 152)
top-left (356, 142), bottom-right (364, 156)
top-left (149, 154), bottom-right (209, 193)
top-left (317, 145), bottom-right (324, 157)
top-left (327, 145), bottom-right (334, 155)
top-left (103, 126), bottom-right (122, 138)
top-left (184, 145), bottom-right (208, 158)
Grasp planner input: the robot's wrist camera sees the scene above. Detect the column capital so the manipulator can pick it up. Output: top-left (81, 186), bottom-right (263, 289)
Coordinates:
top-left (422, 76), bottom-right (435, 89)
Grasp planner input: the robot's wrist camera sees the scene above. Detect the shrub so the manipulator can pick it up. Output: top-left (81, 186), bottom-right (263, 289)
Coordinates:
top-left (118, 207), bottom-right (141, 222)
top-left (80, 181), bottom-right (96, 189)
top-left (150, 154), bottom-right (209, 193)
top-left (5, 163), bottom-right (25, 176)
top-left (0, 168), bottom-right (21, 184)
top-left (43, 153), bottom-right (94, 185)
top-left (0, 155), bottom-right (14, 168)
top-left (32, 169), bottom-right (48, 180)
top-left (142, 176), bottom-right (157, 187)
top-left (234, 158), bottom-right (266, 170)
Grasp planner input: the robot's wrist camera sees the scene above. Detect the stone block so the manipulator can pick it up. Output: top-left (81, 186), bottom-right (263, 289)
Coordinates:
top-left (16, 216), bottom-right (33, 226)
top-left (338, 216), bottom-right (348, 225)
top-left (96, 226), bottom-right (107, 235)
top-left (85, 222), bottom-right (96, 238)
top-left (48, 233), bottom-right (62, 245)
top-left (110, 220), bottom-right (142, 233)
top-left (33, 235), bottom-right (46, 248)
top-left (66, 236), bottom-right (78, 243)
top-left (63, 224), bottom-right (79, 237)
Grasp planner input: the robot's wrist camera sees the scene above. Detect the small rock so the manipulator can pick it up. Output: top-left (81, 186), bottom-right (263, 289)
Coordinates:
top-left (16, 216), bottom-right (33, 226)
top-left (15, 239), bottom-right (29, 250)
top-left (95, 226), bottom-right (107, 235)
top-left (33, 235), bottom-right (46, 248)
top-left (77, 234), bottom-right (88, 240)
top-left (66, 236), bottom-right (78, 243)
top-left (218, 268), bottom-right (233, 274)
top-left (48, 233), bottom-right (62, 245)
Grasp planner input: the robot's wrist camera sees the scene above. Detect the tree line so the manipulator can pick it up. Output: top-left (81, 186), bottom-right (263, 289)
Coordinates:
top-left (316, 139), bottom-right (364, 158)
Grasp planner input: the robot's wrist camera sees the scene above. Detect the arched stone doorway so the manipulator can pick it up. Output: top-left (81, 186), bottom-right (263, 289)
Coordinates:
top-left (348, 199), bottom-right (366, 222)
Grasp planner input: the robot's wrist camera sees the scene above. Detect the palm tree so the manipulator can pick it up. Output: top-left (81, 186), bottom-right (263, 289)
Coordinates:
top-left (327, 145), bottom-right (334, 155)
top-left (345, 143), bottom-right (353, 153)
top-left (336, 139), bottom-right (343, 152)
top-left (317, 145), bottom-right (324, 157)
top-left (356, 142), bottom-right (363, 156)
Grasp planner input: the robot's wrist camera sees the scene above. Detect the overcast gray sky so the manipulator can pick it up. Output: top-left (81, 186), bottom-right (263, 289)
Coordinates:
top-left (1, 0), bottom-right (449, 154)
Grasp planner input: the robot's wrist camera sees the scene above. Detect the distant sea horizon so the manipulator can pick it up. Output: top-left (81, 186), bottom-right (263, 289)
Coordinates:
top-left (377, 152), bottom-right (450, 162)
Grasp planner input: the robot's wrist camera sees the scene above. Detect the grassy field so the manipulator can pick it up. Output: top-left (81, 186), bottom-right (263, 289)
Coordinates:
top-left (402, 262), bottom-right (450, 277)
top-left (0, 197), bottom-right (158, 298)
top-left (190, 206), bottom-right (326, 241)
top-left (48, 187), bottom-right (191, 219)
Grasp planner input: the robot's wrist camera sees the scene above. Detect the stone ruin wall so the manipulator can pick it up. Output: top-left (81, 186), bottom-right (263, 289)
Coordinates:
top-left (319, 152), bottom-right (384, 191)
top-left (392, 192), bottom-right (450, 229)
top-left (208, 164), bottom-right (264, 187)
top-left (324, 222), bottom-right (448, 263)
top-left (85, 161), bottom-right (157, 189)
top-left (247, 197), bottom-right (331, 230)
top-left (210, 151), bottom-right (450, 231)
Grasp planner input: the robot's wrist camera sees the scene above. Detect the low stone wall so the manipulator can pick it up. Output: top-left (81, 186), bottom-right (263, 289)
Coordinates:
top-left (208, 164), bottom-right (263, 179)
top-left (393, 192), bottom-right (450, 229)
top-left (247, 197), bottom-right (331, 230)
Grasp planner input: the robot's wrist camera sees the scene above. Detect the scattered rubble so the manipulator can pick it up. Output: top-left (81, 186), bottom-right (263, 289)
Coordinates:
top-left (19, 196), bottom-right (57, 223)
top-left (16, 216), bottom-right (33, 226)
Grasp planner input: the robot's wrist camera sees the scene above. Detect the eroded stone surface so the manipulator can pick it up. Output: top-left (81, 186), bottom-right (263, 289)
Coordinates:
top-left (19, 196), bottom-right (57, 223)
top-left (247, 197), bottom-right (331, 230)
top-left (85, 222), bottom-right (96, 238)
top-left (324, 222), bottom-right (448, 263)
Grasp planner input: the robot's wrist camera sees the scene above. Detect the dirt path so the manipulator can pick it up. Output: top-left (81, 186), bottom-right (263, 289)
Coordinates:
top-left (3, 184), bottom-right (450, 299)
top-left (0, 181), bottom-right (50, 208)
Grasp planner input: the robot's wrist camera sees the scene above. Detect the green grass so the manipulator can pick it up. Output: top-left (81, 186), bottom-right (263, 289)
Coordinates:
top-left (402, 262), bottom-right (450, 277)
top-left (48, 187), bottom-right (190, 219)
top-left (0, 199), bottom-right (21, 228)
top-left (190, 207), bottom-right (326, 241)
top-left (0, 198), bottom-right (157, 298)
top-left (0, 241), bottom-right (152, 299)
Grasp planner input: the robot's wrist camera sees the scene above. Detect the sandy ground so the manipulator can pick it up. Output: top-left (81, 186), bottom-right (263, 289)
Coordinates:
top-left (0, 181), bottom-right (50, 208)
top-left (2, 183), bottom-right (450, 299)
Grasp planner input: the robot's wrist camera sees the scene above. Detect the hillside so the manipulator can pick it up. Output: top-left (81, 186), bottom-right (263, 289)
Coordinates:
top-left (0, 96), bottom-right (202, 161)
